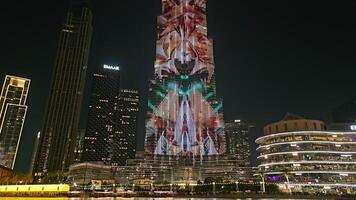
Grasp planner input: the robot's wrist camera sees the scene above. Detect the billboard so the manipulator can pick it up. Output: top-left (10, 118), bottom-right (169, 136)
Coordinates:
top-left (145, 0), bottom-right (225, 158)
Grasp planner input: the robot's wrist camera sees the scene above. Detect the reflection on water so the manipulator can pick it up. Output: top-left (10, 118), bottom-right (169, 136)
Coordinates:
top-left (0, 198), bottom-right (318, 200)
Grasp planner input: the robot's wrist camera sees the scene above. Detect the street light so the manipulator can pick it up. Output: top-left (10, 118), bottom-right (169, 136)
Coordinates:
top-left (259, 174), bottom-right (266, 193)
top-left (212, 182), bottom-right (216, 195)
top-left (190, 183), bottom-right (194, 194)
top-left (235, 181), bottom-right (239, 192)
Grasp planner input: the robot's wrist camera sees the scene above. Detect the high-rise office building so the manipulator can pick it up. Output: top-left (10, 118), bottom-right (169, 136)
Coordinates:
top-left (0, 75), bottom-right (30, 169)
top-left (30, 131), bottom-right (41, 174)
top-left (225, 120), bottom-right (254, 166)
top-left (144, 0), bottom-right (225, 161)
top-left (34, 1), bottom-right (92, 176)
top-left (73, 129), bottom-right (86, 163)
top-left (332, 98), bottom-right (356, 123)
top-left (115, 89), bottom-right (139, 165)
top-left (81, 64), bottom-right (120, 165)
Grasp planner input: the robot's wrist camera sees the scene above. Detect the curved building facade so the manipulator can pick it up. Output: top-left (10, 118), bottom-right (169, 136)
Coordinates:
top-left (256, 114), bottom-right (356, 194)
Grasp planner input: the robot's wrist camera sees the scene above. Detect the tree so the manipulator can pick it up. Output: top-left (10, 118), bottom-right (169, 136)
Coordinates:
top-left (0, 172), bottom-right (33, 184)
top-left (266, 183), bottom-right (279, 193)
top-left (21, 173), bottom-right (33, 184)
top-left (42, 171), bottom-right (65, 184)
top-left (258, 167), bottom-right (266, 193)
top-left (282, 168), bottom-right (292, 194)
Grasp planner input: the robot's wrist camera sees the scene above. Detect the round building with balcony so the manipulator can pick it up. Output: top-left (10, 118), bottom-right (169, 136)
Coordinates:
top-left (256, 113), bottom-right (356, 194)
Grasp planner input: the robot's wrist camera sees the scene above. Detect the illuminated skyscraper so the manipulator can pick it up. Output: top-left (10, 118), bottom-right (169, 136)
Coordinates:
top-left (144, 0), bottom-right (225, 160)
top-left (73, 129), bottom-right (85, 163)
top-left (30, 131), bottom-right (40, 173)
top-left (225, 120), bottom-right (254, 166)
top-left (34, 1), bottom-right (92, 176)
top-left (0, 75), bottom-right (30, 169)
top-left (115, 89), bottom-right (139, 165)
top-left (81, 64), bottom-right (120, 165)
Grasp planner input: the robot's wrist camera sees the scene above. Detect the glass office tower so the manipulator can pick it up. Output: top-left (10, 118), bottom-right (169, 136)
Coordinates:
top-left (225, 120), bottom-right (254, 166)
top-left (81, 64), bottom-right (120, 165)
top-left (34, 1), bottom-right (92, 176)
top-left (0, 75), bottom-right (30, 169)
top-left (115, 89), bottom-right (139, 165)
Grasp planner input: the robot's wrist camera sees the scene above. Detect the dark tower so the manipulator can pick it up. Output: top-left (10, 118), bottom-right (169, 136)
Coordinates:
top-left (332, 98), bottom-right (356, 123)
top-left (81, 64), bottom-right (120, 164)
top-left (34, 1), bottom-right (92, 176)
top-left (115, 89), bottom-right (139, 165)
top-left (225, 120), bottom-right (254, 166)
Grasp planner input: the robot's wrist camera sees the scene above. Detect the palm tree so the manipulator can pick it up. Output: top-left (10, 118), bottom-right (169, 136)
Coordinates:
top-left (282, 168), bottom-right (292, 194)
top-left (9, 174), bottom-right (19, 184)
top-left (21, 173), bottom-right (33, 184)
top-left (258, 167), bottom-right (266, 193)
top-left (43, 171), bottom-right (63, 184)
top-left (0, 176), bottom-right (9, 185)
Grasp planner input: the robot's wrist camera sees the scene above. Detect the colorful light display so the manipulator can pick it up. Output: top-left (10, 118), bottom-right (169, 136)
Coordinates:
top-left (144, 0), bottom-right (225, 158)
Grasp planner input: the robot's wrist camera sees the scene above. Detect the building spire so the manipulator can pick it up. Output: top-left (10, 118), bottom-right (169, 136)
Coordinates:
top-left (69, 0), bottom-right (92, 13)
top-left (161, 0), bottom-right (206, 14)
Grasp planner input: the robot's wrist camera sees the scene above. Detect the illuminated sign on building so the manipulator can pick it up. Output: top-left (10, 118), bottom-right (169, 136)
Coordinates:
top-left (103, 64), bottom-right (120, 71)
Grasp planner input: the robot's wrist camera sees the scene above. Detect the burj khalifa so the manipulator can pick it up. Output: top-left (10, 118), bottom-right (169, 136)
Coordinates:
top-left (144, 0), bottom-right (225, 160)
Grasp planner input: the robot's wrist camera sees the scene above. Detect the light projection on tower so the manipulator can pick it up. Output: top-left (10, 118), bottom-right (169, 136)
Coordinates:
top-left (144, 0), bottom-right (225, 157)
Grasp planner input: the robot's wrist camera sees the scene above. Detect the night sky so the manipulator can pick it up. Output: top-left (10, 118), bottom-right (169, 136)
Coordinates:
top-left (1, 0), bottom-right (355, 172)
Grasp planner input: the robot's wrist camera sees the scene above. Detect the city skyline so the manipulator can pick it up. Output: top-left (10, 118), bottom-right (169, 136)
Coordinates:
top-left (1, 0), bottom-right (356, 172)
